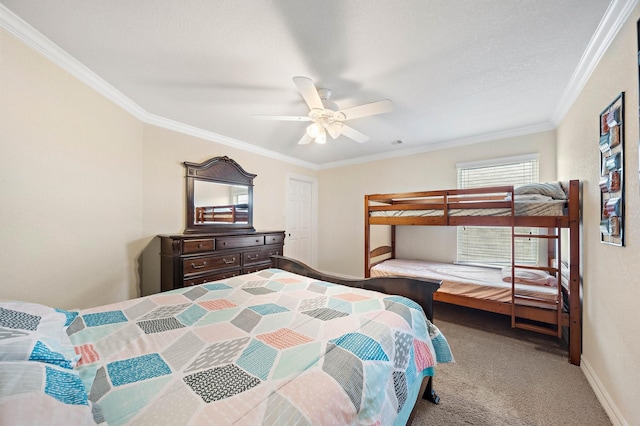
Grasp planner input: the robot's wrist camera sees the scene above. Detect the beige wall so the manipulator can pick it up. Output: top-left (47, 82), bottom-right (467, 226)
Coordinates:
top-left (0, 28), bottom-right (318, 308)
top-left (317, 130), bottom-right (557, 277)
top-left (557, 6), bottom-right (640, 424)
top-left (0, 28), bottom-right (144, 309)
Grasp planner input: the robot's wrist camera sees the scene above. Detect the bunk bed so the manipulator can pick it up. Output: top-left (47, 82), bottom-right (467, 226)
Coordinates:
top-left (195, 204), bottom-right (249, 223)
top-left (364, 180), bottom-right (581, 365)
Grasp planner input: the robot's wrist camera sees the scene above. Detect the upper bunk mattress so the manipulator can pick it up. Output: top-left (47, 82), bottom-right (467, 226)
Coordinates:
top-left (370, 259), bottom-right (559, 306)
top-left (370, 199), bottom-right (566, 218)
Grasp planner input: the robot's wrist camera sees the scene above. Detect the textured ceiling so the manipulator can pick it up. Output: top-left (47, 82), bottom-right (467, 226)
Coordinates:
top-left (1, 1), bottom-right (616, 167)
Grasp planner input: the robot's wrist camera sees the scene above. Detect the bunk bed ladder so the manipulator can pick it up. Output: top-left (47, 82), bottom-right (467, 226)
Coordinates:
top-left (511, 221), bottom-right (563, 337)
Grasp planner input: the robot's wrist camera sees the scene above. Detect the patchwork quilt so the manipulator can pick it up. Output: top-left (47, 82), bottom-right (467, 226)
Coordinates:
top-left (68, 268), bottom-right (452, 425)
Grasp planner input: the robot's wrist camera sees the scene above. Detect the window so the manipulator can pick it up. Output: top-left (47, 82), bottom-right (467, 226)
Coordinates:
top-left (456, 155), bottom-right (539, 266)
top-left (236, 193), bottom-right (248, 204)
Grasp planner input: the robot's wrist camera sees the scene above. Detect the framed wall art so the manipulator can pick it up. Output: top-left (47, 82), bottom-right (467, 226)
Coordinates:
top-left (599, 92), bottom-right (624, 246)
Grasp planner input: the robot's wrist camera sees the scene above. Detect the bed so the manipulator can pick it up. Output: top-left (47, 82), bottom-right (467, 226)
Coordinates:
top-left (364, 181), bottom-right (581, 365)
top-left (0, 256), bottom-right (452, 425)
top-left (371, 259), bottom-right (562, 306)
top-left (195, 204), bottom-right (249, 223)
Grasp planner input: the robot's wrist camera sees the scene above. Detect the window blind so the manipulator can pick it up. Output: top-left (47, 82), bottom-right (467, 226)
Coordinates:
top-left (457, 156), bottom-right (539, 266)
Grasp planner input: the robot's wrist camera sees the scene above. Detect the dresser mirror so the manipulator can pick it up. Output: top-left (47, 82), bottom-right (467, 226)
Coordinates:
top-left (184, 156), bottom-right (256, 233)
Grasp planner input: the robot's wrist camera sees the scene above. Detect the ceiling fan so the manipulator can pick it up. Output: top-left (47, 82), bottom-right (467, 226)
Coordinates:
top-left (254, 76), bottom-right (393, 145)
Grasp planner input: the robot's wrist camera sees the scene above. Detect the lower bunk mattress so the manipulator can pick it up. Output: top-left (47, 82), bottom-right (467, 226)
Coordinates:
top-left (370, 259), bottom-right (559, 308)
top-left (20, 267), bottom-right (452, 426)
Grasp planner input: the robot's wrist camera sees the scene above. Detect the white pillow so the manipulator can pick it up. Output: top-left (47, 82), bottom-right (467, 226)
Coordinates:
top-left (514, 194), bottom-right (553, 202)
top-left (514, 182), bottom-right (567, 200)
top-left (501, 267), bottom-right (557, 287)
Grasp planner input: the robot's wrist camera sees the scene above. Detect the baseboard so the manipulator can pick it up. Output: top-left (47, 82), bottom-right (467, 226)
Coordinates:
top-left (581, 355), bottom-right (627, 426)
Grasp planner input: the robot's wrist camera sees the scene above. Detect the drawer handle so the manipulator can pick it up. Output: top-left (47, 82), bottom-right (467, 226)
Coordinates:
top-left (191, 261), bottom-right (208, 269)
top-left (269, 251), bottom-right (280, 256)
top-left (197, 243), bottom-right (204, 249)
top-left (223, 257), bottom-right (236, 264)
top-left (248, 254), bottom-right (259, 261)
top-left (256, 239), bottom-right (260, 243)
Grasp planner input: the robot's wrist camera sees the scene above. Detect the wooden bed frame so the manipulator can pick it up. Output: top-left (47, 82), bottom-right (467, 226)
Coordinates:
top-left (363, 181), bottom-right (581, 366)
top-left (271, 255), bottom-right (444, 420)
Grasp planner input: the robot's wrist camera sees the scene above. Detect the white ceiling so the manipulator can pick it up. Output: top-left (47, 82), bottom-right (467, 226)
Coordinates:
top-left (0, 1), bottom-right (625, 168)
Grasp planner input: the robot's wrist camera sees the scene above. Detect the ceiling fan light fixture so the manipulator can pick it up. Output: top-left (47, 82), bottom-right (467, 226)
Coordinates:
top-left (314, 130), bottom-right (327, 144)
top-left (306, 122), bottom-right (323, 138)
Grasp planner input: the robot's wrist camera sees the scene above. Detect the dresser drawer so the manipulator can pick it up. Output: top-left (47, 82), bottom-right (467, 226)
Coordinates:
top-left (182, 253), bottom-right (240, 275)
top-left (183, 269), bottom-right (241, 287)
top-left (243, 245), bottom-right (282, 266)
top-left (216, 235), bottom-right (265, 250)
top-left (183, 238), bottom-right (215, 254)
top-left (265, 244), bottom-right (283, 257)
top-left (265, 233), bottom-right (285, 245)
top-left (160, 231), bottom-right (285, 293)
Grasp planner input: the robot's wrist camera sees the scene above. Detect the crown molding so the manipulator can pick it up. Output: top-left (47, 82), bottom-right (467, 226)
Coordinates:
top-left (0, 3), bottom-right (148, 120)
top-left (0, 4), bottom-right (319, 171)
top-left (319, 122), bottom-right (555, 170)
top-left (144, 113), bottom-right (319, 169)
top-left (551, 0), bottom-right (639, 124)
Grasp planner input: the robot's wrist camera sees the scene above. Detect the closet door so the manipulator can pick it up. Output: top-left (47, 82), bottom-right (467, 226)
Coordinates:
top-left (286, 175), bottom-right (316, 266)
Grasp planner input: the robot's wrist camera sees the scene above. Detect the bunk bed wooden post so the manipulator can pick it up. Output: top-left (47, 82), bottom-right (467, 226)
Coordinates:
top-left (556, 220), bottom-right (563, 337)
top-left (365, 195), bottom-right (371, 278)
top-left (510, 187), bottom-right (516, 329)
top-left (568, 180), bottom-right (581, 365)
top-left (547, 230), bottom-right (556, 265)
top-left (391, 225), bottom-right (396, 259)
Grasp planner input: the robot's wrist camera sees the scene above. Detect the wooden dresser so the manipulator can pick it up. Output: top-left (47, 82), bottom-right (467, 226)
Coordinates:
top-left (159, 230), bottom-right (285, 292)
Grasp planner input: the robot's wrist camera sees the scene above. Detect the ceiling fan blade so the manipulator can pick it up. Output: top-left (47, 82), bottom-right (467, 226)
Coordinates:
top-left (326, 122), bottom-right (343, 139)
top-left (341, 124), bottom-right (370, 143)
top-left (339, 99), bottom-right (393, 120)
top-left (253, 114), bottom-right (311, 121)
top-left (292, 76), bottom-right (324, 110)
top-left (298, 133), bottom-right (313, 145)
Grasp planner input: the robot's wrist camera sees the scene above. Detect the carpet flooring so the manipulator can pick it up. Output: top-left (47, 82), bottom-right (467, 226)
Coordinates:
top-left (411, 303), bottom-right (611, 425)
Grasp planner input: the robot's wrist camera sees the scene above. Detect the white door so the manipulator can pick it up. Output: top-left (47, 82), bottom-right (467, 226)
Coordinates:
top-left (286, 176), bottom-right (315, 266)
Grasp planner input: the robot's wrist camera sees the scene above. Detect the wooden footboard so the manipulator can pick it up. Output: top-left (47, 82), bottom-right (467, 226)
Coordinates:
top-left (271, 255), bottom-right (440, 321)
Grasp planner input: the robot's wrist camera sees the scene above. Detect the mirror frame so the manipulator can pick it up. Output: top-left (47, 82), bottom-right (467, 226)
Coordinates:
top-left (184, 156), bottom-right (256, 234)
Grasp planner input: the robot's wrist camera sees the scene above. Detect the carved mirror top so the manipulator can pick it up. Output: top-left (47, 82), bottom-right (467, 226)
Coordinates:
top-left (185, 156), bottom-right (256, 184)
top-left (184, 156), bottom-right (256, 234)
